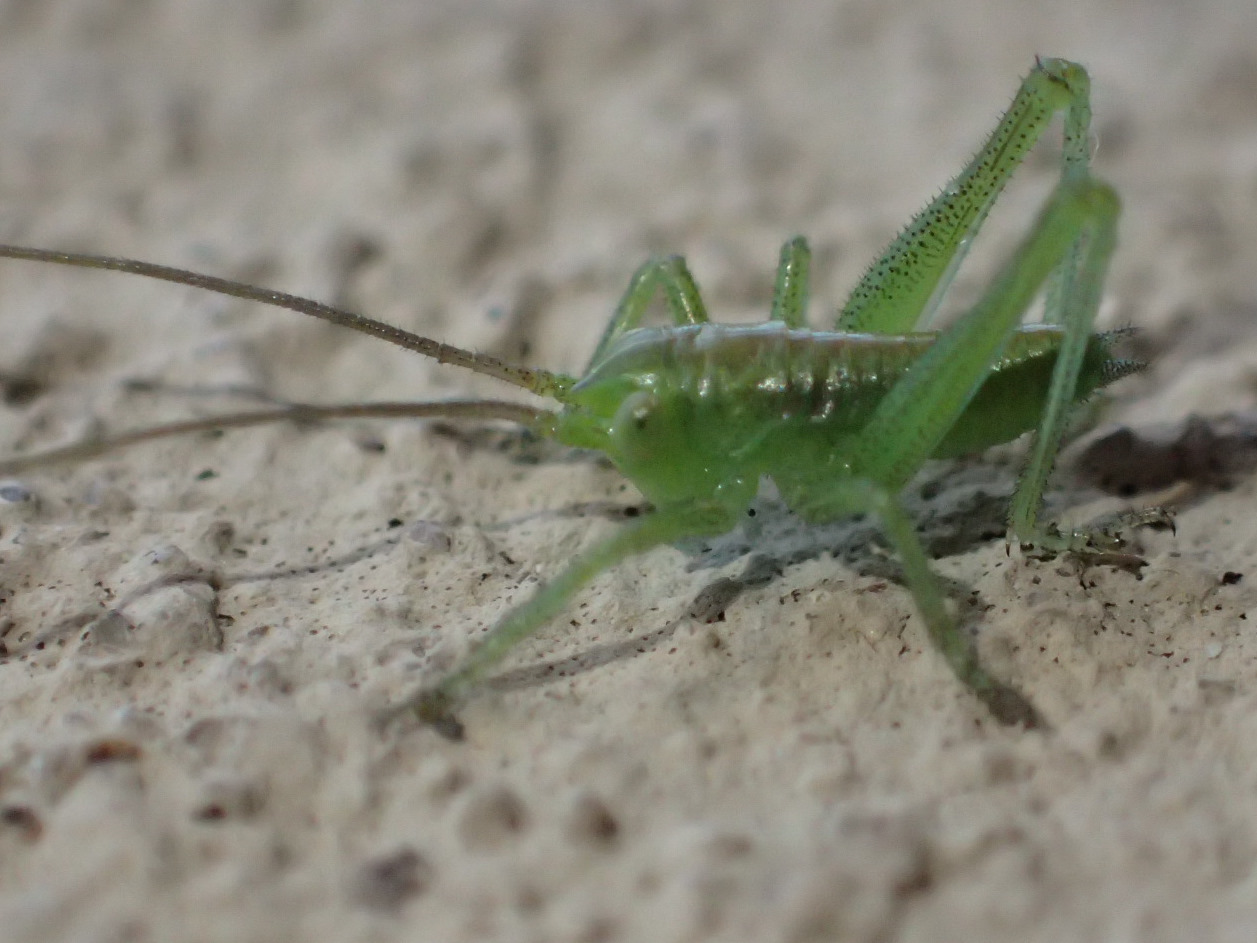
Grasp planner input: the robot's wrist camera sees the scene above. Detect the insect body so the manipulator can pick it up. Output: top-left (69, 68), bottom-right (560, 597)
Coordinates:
top-left (566, 319), bottom-right (1133, 493)
top-left (0, 58), bottom-right (1141, 734)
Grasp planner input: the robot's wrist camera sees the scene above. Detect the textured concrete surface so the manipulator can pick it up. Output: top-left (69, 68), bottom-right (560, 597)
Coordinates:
top-left (1, 2), bottom-right (1257, 941)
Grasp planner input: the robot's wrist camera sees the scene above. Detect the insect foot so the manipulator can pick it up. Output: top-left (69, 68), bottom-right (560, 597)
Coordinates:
top-left (1017, 507), bottom-right (1175, 574)
top-left (412, 689), bottom-right (465, 742)
top-left (981, 683), bottom-right (1046, 730)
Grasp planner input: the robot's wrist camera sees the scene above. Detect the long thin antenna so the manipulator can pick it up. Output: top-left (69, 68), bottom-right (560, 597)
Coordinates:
top-left (0, 245), bottom-right (574, 400)
top-left (0, 399), bottom-right (559, 474)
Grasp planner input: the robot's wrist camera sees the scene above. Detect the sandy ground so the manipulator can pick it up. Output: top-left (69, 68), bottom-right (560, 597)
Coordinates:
top-left (1, 1), bottom-right (1257, 941)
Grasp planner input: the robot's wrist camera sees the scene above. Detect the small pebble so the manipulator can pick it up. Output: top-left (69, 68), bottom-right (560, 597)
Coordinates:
top-left (0, 481), bottom-right (33, 503)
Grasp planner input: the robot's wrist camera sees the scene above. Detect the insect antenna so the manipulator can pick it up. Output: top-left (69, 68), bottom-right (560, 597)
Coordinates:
top-left (0, 399), bottom-right (558, 475)
top-left (0, 244), bottom-right (575, 401)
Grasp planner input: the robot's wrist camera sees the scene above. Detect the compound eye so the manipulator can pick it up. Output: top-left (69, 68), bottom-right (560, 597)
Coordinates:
top-left (631, 401), bottom-right (650, 431)
top-left (609, 392), bottom-right (670, 464)
top-left (611, 391), bottom-right (656, 439)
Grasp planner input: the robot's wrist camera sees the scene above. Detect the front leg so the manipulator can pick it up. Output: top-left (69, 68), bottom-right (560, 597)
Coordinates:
top-left (586, 255), bottom-right (711, 369)
top-left (411, 500), bottom-right (737, 737)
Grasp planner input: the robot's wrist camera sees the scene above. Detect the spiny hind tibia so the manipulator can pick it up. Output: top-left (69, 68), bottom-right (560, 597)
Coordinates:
top-left (0, 58), bottom-right (1160, 738)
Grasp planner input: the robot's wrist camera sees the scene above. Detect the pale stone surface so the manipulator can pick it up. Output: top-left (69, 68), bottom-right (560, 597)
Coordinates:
top-left (1, 2), bottom-right (1256, 940)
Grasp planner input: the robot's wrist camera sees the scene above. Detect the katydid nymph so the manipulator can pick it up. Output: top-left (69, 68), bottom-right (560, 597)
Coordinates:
top-left (0, 58), bottom-right (1153, 736)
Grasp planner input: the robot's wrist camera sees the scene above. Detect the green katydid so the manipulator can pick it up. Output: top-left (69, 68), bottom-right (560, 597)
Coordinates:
top-left (0, 57), bottom-right (1154, 736)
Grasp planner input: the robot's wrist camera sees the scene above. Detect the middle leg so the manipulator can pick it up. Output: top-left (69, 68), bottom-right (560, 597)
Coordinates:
top-left (769, 236), bottom-right (812, 328)
top-left (412, 499), bottom-right (738, 735)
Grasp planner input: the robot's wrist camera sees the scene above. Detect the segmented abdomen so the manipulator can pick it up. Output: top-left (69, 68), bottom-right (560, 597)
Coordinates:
top-left (667, 322), bottom-right (929, 423)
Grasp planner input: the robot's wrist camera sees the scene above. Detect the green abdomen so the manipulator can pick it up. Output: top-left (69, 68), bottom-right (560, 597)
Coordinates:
top-left (641, 323), bottom-right (1135, 471)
